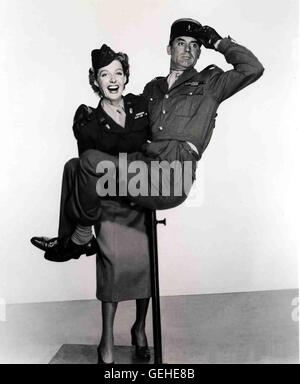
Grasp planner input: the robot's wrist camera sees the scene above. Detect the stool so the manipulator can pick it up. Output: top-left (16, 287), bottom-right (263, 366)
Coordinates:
top-left (146, 210), bottom-right (166, 364)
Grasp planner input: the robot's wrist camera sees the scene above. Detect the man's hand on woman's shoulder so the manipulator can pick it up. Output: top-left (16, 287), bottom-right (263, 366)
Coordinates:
top-left (74, 104), bottom-right (95, 126)
top-left (73, 104), bottom-right (95, 138)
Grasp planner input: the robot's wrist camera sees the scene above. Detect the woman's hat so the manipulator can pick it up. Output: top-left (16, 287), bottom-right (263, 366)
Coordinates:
top-left (91, 44), bottom-right (117, 71)
top-left (169, 18), bottom-right (203, 46)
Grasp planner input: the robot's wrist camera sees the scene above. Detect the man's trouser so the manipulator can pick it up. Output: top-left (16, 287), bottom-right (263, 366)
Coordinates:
top-left (60, 140), bottom-right (199, 231)
top-left (58, 158), bottom-right (79, 237)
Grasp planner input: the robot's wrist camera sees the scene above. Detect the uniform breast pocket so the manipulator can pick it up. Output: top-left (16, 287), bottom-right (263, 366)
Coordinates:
top-left (174, 87), bottom-right (204, 117)
top-left (148, 96), bottom-right (162, 123)
top-left (131, 114), bottom-right (149, 132)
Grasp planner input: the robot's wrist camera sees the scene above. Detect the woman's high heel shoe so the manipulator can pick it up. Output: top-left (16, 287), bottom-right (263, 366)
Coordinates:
top-left (131, 327), bottom-right (151, 361)
top-left (97, 346), bottom-right (114, 365)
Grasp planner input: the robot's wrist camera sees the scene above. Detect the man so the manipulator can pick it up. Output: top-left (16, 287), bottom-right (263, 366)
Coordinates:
top-left (32, 18), bottom-right (264, 260)
top-left (143, 18), bottom-right (264, 159)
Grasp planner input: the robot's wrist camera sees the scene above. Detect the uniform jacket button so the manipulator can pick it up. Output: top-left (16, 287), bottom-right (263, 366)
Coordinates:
top-left (165, 94), bottom-right (169, 99)
top-left (159, 126), bottom-right (163, 131)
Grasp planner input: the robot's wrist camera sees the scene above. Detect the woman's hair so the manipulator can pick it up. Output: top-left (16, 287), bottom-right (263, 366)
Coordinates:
top-left (89, 52), bottom-right (130, 96)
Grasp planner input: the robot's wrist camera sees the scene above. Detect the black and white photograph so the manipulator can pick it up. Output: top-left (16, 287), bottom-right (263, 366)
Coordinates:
top-left (0, 0), bottom-right (299, 367)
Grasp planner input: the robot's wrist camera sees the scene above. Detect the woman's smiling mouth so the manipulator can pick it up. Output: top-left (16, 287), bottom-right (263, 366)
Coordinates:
top-left (107, 85), bottom-right (120, 93)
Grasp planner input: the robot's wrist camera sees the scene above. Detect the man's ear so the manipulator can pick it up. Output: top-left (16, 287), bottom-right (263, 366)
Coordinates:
top-left (167, 45), bottom-right (171, 56)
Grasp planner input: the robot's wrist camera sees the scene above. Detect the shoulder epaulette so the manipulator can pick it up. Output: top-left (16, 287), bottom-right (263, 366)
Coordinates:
top-left (150, 76), bottom-right (164, 82)
top-left (199, 64), bottom-right (223, 79)
top-left (126, 93), bottom-right (140, 101)
top-left (125, 93), bottom-right (148, 111)
top-left (202, 64), bottom-right (219, 72)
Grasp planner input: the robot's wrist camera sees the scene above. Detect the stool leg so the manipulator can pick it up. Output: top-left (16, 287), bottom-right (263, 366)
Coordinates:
top-left (148, 210), bottom-right (163, 364)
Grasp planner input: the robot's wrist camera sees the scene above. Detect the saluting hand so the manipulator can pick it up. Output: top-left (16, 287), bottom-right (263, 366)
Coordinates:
top-left (198, 26), bottom-right (223, 50)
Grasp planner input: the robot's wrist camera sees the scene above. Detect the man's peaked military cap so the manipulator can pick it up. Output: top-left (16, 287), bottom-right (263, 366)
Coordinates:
top-left (169, 18), bottom-right (203, 46)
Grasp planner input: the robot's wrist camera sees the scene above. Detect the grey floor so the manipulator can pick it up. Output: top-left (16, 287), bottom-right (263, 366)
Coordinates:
top-left (0, 289), bottom-right (298, 364)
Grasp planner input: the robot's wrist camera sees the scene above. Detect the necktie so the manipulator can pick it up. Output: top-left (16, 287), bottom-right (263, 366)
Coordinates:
top-left (167, 71), bottom-right (183, 89)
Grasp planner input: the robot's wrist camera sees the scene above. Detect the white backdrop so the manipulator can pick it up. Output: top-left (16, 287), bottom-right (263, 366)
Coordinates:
top-left (0, 0), bottom-right (298, 304)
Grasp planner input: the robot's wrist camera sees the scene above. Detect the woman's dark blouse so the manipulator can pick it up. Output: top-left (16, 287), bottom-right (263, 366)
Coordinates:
top-left (73, 93), bottom-right (150, 156)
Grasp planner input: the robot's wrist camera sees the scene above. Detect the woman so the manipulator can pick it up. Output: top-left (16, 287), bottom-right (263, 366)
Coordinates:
top-left (31, 44), bottom-right (152, 364)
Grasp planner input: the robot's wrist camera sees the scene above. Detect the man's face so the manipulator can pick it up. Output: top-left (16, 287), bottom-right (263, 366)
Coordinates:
top-left (167, 36), bottom-right (201, 71)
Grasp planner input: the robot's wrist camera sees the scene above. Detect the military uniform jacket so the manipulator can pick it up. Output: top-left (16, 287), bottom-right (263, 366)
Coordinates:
top-left (143, 37), bottom-right (264, 157)
top-left (73, 93), bottom-right (150, 156)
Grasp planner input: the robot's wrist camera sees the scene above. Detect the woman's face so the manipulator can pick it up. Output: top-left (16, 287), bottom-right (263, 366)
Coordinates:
top-left (96, 59), bottom-right (126, 103)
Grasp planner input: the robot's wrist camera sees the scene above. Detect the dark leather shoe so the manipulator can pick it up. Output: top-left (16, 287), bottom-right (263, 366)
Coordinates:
top-left (64, 236), bottom-right (99, 258)
top-left (131, 327), bottom-right (151, 361)
top-left (97, 346), bottom-right (114, 365)
top-left (31, 237), bottom-right (58, 252)
top-left (44, 236), bottom-right (99, 263)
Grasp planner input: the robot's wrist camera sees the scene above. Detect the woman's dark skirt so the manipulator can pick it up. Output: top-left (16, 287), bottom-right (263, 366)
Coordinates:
top-left (94, 199), bottom-right (151, 302)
